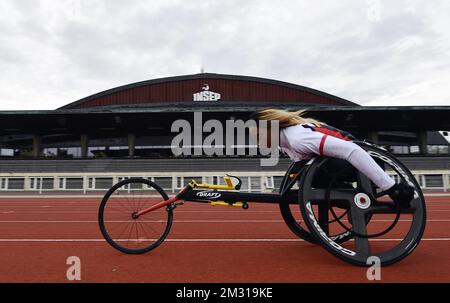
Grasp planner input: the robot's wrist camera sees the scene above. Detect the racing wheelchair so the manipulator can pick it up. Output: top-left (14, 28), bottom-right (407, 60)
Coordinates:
top-left (98, 140), bottom-right (426, 266)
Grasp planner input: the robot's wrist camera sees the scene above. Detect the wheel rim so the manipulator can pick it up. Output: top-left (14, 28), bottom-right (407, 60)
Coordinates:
top-left (279, 160), bottom-right (355, 244)
top-left (99, 178), bottom-right (172, 253)
top-left (281, 200), bottom-right (356, 244)
top-left (279, 201), bottom-right (316, 243)
top-left (299, 146), bottom-right (426, 266)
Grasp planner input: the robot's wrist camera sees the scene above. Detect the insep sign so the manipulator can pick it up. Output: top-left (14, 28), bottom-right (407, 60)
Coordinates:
top-left (193, 84), bottom-right (221, 101)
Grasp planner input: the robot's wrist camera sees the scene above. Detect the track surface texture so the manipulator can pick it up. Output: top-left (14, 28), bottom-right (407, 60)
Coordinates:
top-left (0, 194), bottom-right (448, 282)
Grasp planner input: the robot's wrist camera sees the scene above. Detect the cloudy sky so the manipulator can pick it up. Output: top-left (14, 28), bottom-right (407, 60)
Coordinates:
top-left (0, 0), bottom-right (449, 110)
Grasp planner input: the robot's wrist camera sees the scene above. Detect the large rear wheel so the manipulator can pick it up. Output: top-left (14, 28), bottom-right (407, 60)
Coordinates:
top-left (299, 143), bottom-right (426, 266)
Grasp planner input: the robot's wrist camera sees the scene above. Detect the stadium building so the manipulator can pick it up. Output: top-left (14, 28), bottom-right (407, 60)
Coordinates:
top-left (1, 73), bottom-right (449, 193)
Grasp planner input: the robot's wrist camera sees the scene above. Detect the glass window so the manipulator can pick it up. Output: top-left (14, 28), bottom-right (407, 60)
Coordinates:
top-left (424, 175), bottom-right (443, 188)
top-left (265, 176), bottom-right (274, 189)
top-left (0, 178), bottom-right (7, 189)
top-left (58, 178), bottom-right (66, 189)
top-left (95, 177), bottom-right (113, 189)
top-left (274, 176), bottom-right (284, 189)
top-left (240, 177), bottom-right (249, 192)
top-left (66, 178), bottom-right (83, 190)
top-left (117, 177), bottom-right (131, 184)
top-left (29, 177), bottom-right (41, 190)
top-left (43, 148), bottom-right (58, 157)
top-left (8, 178), bottom-right (24, 190)
top-left (250, 176), bottom-right (261, 192)
top-left (88, 177), bottom-right (94, 189)
top-left (129, 181), bottom-right (143, 190)
top-left (57, 147), bottom-right (82, 158)
top-left (154, 177), bottom-right (173, 191)
top-left (175, 177), bottom-right (183, 189)
top-left (390, 146), bottom-right (410, 154)
top-left (409, 146), bottom-right (420, 154)
top-left (206, 176), bottom-right (221, 185)
top-left (42, 178), bottom-right (53, 190)
top-left (0, 149), bottom-right (14, 156)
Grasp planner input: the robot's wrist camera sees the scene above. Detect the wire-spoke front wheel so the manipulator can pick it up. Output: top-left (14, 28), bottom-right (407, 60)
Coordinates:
top-left (98, 178), bottom-right (173, 254)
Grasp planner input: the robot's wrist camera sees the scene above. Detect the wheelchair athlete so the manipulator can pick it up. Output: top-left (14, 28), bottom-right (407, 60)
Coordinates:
top-left (251, 108), bottom-right (414, 206)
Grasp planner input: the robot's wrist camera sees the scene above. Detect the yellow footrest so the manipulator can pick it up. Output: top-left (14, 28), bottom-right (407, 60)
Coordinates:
top-left (209, 201), bottom-right (244, 207)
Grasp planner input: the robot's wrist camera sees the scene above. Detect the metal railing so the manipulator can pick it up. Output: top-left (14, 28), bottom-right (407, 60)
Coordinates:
top-left (1, 170), bottom-right (449, 194)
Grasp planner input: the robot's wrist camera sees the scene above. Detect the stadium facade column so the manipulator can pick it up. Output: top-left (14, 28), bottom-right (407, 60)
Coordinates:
top-left (367, 131), bottom-right (379, 143)
top-left (32, 134), bottom-right (42, 157)
top-left (444, 173), bottom-right (450, 192)
top-left (128, 134), bottom-right (136, 157)
top-left (53, 176), bottom-right (58, 191)
top-left (80, 134), bottom-right (89, 158)
top-left (24, 176), bottom-right (30, 190)
top-left (418, 131), bottom-right (428, 155)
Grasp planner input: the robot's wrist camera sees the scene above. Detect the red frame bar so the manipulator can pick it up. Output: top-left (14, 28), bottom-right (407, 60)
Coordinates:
top-left (134, 184), bottom-right (192, 218)
top-left (135, 196), bottom-right (179, 217)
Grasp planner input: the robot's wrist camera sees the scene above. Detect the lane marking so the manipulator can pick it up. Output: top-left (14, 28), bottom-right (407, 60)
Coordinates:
top-left (0, 195), bottom-right (163, 198)
top-left (0, 193), bottom-right (449, 199)
top-left (0, 238), bottom-right (449, 242)
top-left (1, 205), bottom-right (450, 208)
top-left (0, 219), bottom-right (449, 223)
top-left (1, 210), bottom-right (450, 215)
top-left (0, 195), bottom-right (103, 199)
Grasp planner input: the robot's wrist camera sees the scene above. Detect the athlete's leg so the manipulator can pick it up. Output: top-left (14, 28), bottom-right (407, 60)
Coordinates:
top-left (322, 136), bottom-right (414, 204)
top-left (283, 126), bottom-right (413, 203)
top-left (321, 136), bottom-right (395, 191)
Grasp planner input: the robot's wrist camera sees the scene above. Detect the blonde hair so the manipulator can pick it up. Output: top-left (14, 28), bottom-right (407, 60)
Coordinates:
top-left (252, 108), bottom-right (322, 128)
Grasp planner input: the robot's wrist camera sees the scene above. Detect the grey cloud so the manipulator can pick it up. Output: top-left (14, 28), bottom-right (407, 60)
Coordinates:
top-left (0, 0), bottom-right (449, 109)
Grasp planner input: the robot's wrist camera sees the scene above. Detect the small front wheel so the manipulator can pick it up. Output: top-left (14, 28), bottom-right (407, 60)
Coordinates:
top-left (98, 178), bottom-right (173, 254)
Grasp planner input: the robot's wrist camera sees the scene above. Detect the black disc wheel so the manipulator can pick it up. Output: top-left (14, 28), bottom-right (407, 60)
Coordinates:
top-left (280, 193), bottom-right (358, 244)
top-left (299, 142), bottom-right (426, 266)
top-left (280, 185), bottom-right (364, 244)
top-left (279, 161), bottom-right (356, 244)
top-left (279, 200), bottom-right (316, 243)
top-left (98, 178), bottom-right (173, 254)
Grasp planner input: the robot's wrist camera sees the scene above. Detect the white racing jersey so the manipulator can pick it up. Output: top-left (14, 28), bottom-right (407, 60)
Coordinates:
top-left (279, 124), bottom-right (395, 191)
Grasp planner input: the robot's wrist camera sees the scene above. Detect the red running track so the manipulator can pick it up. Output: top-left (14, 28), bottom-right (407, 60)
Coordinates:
top-left (0, 195), bottom-right (449, 282)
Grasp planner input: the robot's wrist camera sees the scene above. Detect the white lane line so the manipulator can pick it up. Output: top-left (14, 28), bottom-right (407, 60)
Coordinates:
top-left (0, 238), bottom-right (449, 242)
top-left (0, 206), bottom-right (101, 209)
top-left (0, 193), bottom-right (449, 199)
top-left (0, 219), bottom-right (449, 223)
top-left (0, 195), bottom-right (162, 198)
top-left (0, 211), bottom-right (279, 213)
top-left (0, 196), bottom-right (103, 199)
top-left (0, 204), bottom-right (448, 206)
top-left (1, 205), bottom-right (450, 209)
top-left (1, 210), bottom-right (450, 215)
top-left (1, 220), bottom-right (282, 223)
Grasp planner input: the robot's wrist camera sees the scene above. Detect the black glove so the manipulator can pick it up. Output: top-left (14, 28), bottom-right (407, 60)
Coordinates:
top-left (387, 181), bottom-right (415, 207)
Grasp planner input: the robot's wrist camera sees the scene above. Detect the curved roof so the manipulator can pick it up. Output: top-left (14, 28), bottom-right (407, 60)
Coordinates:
top-left (58, 73), bottom-right (360, 109)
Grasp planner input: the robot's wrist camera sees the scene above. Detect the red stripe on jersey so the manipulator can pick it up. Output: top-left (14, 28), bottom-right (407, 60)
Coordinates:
top-left (319, 135), bottom-right (328, 156)
top-left (314, 127), bottom-right (351, 141)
